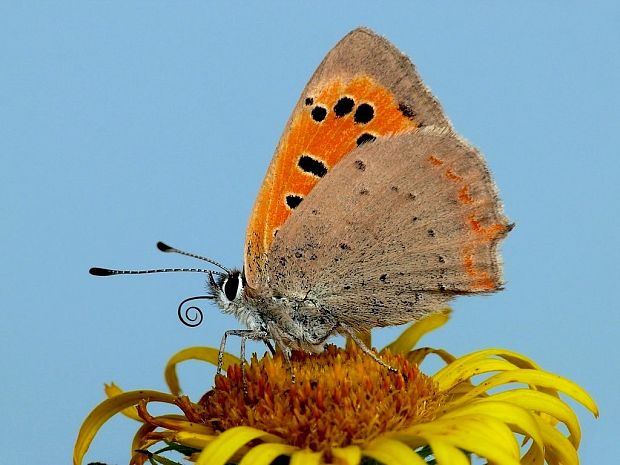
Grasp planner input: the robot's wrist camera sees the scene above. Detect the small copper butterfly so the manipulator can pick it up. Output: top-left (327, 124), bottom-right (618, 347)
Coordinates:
top-left (91, 28), bottom-right (512, 370)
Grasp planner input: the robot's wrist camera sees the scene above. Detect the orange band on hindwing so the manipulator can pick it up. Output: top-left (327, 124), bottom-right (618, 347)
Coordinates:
top-left (426, 154), bottom-right (509, 291)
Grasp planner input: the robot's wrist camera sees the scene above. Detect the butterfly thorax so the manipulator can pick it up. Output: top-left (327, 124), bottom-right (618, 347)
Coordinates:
top-left (210, 270), bottom-right (338, 353)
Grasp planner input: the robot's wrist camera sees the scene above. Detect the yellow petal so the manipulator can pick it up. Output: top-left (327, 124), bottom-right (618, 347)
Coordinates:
top-left (331, 446), bottom-right (362, 465)
top-left (450, 369), bottom-right (598, 417)
top-left (433, 348), bottom-right (542, 390)
top-left (73, 390), bottom-right (177, 465)
top-left (364, 438), bottom-right (427, 465)
top-left (441, 400), bottom-right (544, 463)
top-left (393, 415), bottom-right (522, 465)
top-left (536, 416), bottom-right (579, 465)
top-left (406, 347), bottom-right (456, 366)
top-left (290, 449), bottom-right (323, 465)
top-left (521, 438), bottom-right (544, 465)
top-left (172, 431), bottom-right (218, 449)
top-left (489, 389), bottom-right (582, 447)
top-left (438, 346), bottom-right (541, 368)
top-left (435, 358), bottom-right (527, 391)
top-left (104, 383), bottom-right (142, 421)
top-left (164, 347), bottom-right (240, 395)
top-left (429, 440), bottom-right (470, 465)
top-left (238, 443), bottom-right (297, 465)
top-left (195, 426), bottom-right (284, 465)
top-left (384, 308), bottom-right (451, 354)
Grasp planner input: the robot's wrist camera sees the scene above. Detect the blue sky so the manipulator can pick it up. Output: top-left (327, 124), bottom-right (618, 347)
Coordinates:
top-left (2, 2), bottom-right (618, 464)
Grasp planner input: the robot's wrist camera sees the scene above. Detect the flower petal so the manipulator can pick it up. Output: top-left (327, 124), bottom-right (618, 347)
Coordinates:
top-left (536, 416), bottom-right (579, 465)
top-left (364, 438), bottom-right (427, 465)
top-left (393, 415), bottom-right (522, 465)
top-left (172, 431), bottom-right (218, 449)
top-left (449, 369), bottom-right (599, 417)
top-left (433, 348), bottom-right (541, 390)
top-left (290, 449), bottom-right (323, 465)
top-left (428, 440), bottom-right (470, 465)
top-left (237, 443), bottom-right (297, 465)
top-left (436, 358), bottom-right (527, 390)
top-left (195, 426), bottom-right (284, 465)
top-left (165, 347), bottom-right (240, 395)
top-left (406, 347), bottom-right (455, 366)
top-left (104, 383), bottom-right (142, 421)
top-left (384, 308), bottom-right (451, 354)
top-left (490, 389), bottom-right (582, 447)
top-left (331, 446), bottom-right (362, 465)
top-left (73, 390), bottom-right (177, 465)
top-left (441, 400), bottom-right (544, 464)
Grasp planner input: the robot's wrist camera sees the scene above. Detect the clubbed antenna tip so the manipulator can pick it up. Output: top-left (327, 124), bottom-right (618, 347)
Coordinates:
top-left (89, 267), bottom-right (114, 276)
top-left (157, 241), bottom-right (173, 252)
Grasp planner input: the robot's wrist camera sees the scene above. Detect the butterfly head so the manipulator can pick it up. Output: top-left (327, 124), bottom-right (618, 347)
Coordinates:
top-left (209, 268), bottom-right (246, 310)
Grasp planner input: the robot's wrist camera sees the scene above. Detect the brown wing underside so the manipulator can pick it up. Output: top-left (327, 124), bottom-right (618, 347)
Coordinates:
top-left (265, 128), bottom-right (511, 329)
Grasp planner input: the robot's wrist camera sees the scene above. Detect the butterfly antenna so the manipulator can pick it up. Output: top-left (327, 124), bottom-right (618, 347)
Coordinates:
top-left (89, 267), bottom-right (224, 277)
top-left (157, 241), bottom-right (231, 273)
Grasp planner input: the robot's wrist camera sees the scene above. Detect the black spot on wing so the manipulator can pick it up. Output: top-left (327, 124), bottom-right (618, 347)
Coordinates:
top-left (298, 155), bottom-right (327, 177)
top-left (354, 103), bottom-right (374, 124)
top-left (286, 195), bottom-right (303, 209)
top-left (356, 133), bottom-right (376, 146)
top-left (311, 105), bottom-right (327, 122)
top-left (334, 97), bottom-right (355, 117)
top-left (398, 102), bottom-right (416, 120)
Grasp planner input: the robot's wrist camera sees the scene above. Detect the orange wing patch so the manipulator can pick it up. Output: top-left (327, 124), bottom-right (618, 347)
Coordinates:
top-left (246, 75), bottom-right (420, 273)
top-left (426, 156), bottom-right (509, 292)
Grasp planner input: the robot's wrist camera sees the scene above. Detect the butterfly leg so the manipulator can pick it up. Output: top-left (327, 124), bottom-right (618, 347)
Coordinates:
top-left (266, 322), bottom-right (295, 383)
top-left (217, 329), bottom-right (269, 375)
top-left (339, 323), bottom-right (398, 372)
top-left (239, 334), bottom-right (248, 397)
top-left (280, 345), bottom-right (295, 384)
top-left (237, 335), bottom-right (280, 396)
top-left (265, 339), bottom-right (276, 355)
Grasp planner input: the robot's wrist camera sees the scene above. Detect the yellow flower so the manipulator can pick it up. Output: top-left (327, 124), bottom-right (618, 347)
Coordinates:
top-left (74, 309), bottom-right (598, 465)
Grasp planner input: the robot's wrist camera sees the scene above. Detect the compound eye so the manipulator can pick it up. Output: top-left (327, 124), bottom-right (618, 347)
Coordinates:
top-left (223, 273), bottom-right (240, 301)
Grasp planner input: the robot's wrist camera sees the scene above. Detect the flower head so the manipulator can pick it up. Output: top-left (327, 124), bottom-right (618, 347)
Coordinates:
top-left (74, 310), bottom-right (598, 465)
top-left (200, 345), bottom-right (443, 452)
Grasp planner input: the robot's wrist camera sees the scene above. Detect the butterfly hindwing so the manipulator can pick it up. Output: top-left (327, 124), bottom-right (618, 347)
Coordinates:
top-left (265, 128), bottom-right (511, 330)
top-left (244, 28), bottom-right (451, 287)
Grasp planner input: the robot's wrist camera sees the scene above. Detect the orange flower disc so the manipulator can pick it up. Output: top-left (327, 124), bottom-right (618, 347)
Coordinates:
top-left (198, 345), bottom-right (442, 452)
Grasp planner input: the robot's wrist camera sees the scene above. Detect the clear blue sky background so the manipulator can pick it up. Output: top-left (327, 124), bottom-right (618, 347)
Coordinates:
top-left (2, 2), bottom-right (618, 464)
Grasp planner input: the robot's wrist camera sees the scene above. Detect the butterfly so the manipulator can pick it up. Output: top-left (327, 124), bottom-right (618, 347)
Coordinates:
top-left (92, 28), bottom-right (511, 371)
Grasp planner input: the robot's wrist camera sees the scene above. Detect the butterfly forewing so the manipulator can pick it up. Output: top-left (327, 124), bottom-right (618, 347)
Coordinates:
top-left (244, 28), bottom-right (452, 287)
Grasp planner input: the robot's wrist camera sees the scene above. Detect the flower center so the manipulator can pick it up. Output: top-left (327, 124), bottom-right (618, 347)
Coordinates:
top-left (198, 345), bottom-right (442, 451)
